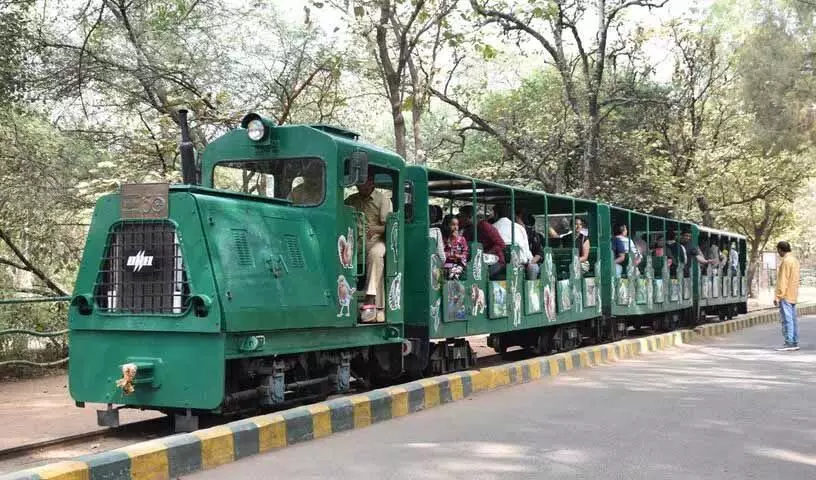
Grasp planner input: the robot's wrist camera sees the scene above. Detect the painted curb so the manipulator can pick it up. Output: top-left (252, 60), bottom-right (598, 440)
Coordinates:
top-left (4, 304), bottom-right (812, 480)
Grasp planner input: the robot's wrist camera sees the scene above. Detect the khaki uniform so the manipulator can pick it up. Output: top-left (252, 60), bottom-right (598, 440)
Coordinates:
top-left (344, 189), bottom-right (392, 309)
top-left (289, 181), bottom-right (323, 205)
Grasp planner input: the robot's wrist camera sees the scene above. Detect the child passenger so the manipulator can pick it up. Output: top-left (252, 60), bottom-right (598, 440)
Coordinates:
top-left (442, 214), bottom-right (469, 280)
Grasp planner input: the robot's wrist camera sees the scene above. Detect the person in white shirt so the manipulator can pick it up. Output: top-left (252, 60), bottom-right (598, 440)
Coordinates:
top-left (428, 207), bottom-right (446, 263)
top-left (492, 204), bottom-right (540, 280)
top-left (729, 242), bottom-right (739, 275)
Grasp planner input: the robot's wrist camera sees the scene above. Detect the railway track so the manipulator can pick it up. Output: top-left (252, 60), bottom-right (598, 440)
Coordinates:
top-left (0, 306), bottom-right (780, 472)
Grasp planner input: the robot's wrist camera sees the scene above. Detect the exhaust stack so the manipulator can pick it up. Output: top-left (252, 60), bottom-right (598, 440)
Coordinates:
top-left (178, 109), bottom-right (197, 185)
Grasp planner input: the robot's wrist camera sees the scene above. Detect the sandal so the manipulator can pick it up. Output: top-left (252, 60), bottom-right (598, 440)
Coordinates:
top-left (359, 304), bottom-right (378, 323)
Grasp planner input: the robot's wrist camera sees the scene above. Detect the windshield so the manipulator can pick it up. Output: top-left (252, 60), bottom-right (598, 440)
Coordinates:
top-left (212, 158), bottom-right (325, 206)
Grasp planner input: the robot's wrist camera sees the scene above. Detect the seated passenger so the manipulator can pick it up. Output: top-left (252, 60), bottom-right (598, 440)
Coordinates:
top-left (344, 173), bottom-right (391, 323)
top-left (429, 204), bottom-right (444, 228)
top-left (442, 214), bottom-right (468, 280)
top-left (680, 230), bottom-right (715, 277)
top-left (575, 217), bottom-right (590, 274)
top-left (654, 235), bottom-right (672, 268)
top-left (524, 214), bottom-right (546, 272)
top-left (612, 224), bottom-right (636, 277)
top-left (288, 160), bottom-right (324, 205)
top-left (428, 206), bottom-right (446, 263)
top-left (492, 205), bottom-right (541, 280)
top-left (458, 206), bottom-right (506, 280)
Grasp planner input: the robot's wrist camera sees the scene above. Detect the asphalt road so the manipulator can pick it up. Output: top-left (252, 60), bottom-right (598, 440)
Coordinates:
top-left (186, 315), bottom-right (816, 480)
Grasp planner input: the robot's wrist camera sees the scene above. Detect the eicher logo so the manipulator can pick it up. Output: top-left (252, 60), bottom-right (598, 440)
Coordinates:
top-left (126, 251), bottom-right (154, 272)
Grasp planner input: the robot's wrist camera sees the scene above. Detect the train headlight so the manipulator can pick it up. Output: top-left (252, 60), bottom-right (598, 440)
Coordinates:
top-left (247, 119), bottom-right (266, 141)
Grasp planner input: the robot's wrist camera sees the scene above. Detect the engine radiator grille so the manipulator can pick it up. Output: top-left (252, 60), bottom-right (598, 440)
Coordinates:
top-left (94, 221), bottom-right (190, 314)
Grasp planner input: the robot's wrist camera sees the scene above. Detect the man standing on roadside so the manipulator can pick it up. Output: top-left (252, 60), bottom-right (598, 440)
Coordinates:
top-left (774, 241), bottom-right (800, 351)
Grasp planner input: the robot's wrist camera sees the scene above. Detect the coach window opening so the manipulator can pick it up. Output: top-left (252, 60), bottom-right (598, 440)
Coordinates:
top-left (404, 181), bottom-right (414, 224)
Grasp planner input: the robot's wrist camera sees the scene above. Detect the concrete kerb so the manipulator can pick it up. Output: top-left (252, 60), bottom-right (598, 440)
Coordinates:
top-left (4, 304), bottom-right (812, 480)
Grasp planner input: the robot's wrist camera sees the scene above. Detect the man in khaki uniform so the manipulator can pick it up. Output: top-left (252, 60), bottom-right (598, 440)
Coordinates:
top-left (344, 173), bottom-right (392, 318)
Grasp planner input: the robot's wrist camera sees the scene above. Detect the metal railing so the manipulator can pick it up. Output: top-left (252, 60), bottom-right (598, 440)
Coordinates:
top-left (0, 296), bottom-right (70, 368)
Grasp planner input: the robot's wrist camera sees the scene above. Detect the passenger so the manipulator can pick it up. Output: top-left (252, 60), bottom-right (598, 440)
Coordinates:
top-left (288, 160), bottom-right (324, 205)
top-left (441, 214), bottom-right (468, 280)
top-left (635, 234), bottom-right (648, 266)
top-left (654, 235), bottom-right (672, 268)
top-left (458, 205), bottom-right (506, 280)
top-left (575, 217), bottom-right (590, 274)
top-left (679, 230), bottom-right (714, 276)
top-left (429, 204), bottom-right (444, 228)
top-left (524, 214), bottom-right (545, 273)
top-left (612, 224), bottom-right (629, 277)
top-left (729, 242), bottom-right (739, 275)
top-left (492, 205), bottom-right (541, 280)
top-left (706, 240), bottom-right (721, 268)
top-left (344, 173), bottom-right (391, 322)
top-left (428, 207), bottom-right (446, 263)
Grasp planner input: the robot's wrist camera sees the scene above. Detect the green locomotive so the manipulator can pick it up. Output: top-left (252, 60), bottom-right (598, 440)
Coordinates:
top-left (67, 112), bottom-right (748, 431)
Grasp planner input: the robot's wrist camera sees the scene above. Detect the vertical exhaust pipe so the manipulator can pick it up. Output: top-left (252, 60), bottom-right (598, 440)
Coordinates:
top-left (178, 109), bottom-right (197, 185)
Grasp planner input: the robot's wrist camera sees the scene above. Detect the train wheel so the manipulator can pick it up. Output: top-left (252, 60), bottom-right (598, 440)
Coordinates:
top-left (530, 329), bottom-right (553, 357)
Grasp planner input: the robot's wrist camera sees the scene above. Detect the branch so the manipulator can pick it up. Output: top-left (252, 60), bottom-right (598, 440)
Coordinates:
top-left (278, 64), bottom-right (327, 125)
top-left (0, 228), bottom-right (69, 296)
top-left (137, 111), bottom-right (168, 175)
top-left (430, 86), bottom-right (537, 176)
top-left (470, 0), bottom-right (561, 63)
top-left (77, 2), bottom-right (106, 118)
top-left (607, 0), bottom-right (669, 24)
top-left (0, 257), bottom-right (29, 271)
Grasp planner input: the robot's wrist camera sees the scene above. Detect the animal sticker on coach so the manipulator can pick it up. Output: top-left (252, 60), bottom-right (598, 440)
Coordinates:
top-left (544, 284), bottom-right (556, 321)
top-left (337, 275), bottom-right (355, 317)
top-left (338, 228), bottom-right (354, 269)
top-left (472, 249), bottom-right (483, 281)
top-left (388, 272), bottom-right (402, 311)
top-left (470, 284), bottom-right (485, 316)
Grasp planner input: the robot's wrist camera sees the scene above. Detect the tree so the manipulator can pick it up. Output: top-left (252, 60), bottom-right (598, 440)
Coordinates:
top-left (31, 0), bottom-right (349, 179)
top-left (322, 0), bottom-right (459, 162)
top-left (435, 0), bottom-right (668, 194)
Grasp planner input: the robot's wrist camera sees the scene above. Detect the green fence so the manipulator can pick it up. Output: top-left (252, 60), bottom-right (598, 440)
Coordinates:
top-left (0, 296), bottom-right (70, 371)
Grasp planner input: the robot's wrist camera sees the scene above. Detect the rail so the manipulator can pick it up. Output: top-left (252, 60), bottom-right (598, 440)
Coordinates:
top-left (0, 296), bottom-right (70, 368)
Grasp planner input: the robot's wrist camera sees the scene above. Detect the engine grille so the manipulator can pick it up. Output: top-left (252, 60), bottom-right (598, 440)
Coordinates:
top-left (94, 221), bottom-right (190, 314)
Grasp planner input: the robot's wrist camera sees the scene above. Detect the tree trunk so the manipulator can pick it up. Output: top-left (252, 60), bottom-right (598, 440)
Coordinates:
top-left (747, 238), bottom-right (763, 298)
top-left (411, 102), bottom-right (423, 164)
top-left (696, 196), bottom-right (715, 226)
top-left (583, 109), bottom-right (601, 195)
top-left (392, 97), bottom-right (407, 159)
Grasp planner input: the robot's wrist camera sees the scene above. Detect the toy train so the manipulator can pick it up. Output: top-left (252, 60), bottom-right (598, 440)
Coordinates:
top-left (67, 111), bottom-right (747, 431)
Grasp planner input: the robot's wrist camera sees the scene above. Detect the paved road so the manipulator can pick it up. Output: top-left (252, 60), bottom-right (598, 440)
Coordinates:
top-left (187, 316), bottom-right (816, 480)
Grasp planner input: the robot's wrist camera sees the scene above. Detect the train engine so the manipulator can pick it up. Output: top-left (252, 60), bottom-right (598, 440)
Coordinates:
top-left (68, 112), bottom-right (406, 431)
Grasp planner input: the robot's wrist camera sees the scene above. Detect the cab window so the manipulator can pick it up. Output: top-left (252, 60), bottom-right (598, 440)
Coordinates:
top-left (212, 158), bottom-right (325, 206)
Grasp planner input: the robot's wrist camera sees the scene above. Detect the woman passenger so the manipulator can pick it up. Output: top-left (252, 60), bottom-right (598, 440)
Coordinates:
top-left (654, 235), bottom-right (672, 268)
top-left (442, 214), bottom-right (468, 280)
top-left (575, 218), bottom-right (590, 274)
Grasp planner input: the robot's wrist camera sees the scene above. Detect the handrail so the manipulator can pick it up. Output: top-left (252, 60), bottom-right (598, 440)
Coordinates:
top-left (0, 296), bottom-right (71, 305)
top-left (0, 296), bottom-right (70, 369)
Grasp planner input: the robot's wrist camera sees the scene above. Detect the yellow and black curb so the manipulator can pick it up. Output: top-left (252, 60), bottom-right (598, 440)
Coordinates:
top-left (4, 305), bottom-right (812, 480)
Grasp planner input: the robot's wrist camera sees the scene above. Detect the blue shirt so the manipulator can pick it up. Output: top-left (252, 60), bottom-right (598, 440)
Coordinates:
top-left (612, 236), bottom-right (629, 257)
